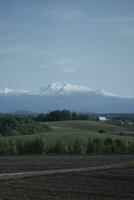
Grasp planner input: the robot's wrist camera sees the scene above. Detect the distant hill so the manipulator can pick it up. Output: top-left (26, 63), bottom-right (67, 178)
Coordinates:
top-left (14, 111), bottom-right (38, 116)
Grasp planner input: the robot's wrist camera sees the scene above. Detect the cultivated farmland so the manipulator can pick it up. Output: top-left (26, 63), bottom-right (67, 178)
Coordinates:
top-left (0, 155), bottom-right (133, 200)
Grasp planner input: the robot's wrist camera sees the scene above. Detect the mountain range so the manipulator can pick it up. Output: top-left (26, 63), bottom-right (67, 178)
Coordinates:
top-left (0, 82), bottom-right (133, 113)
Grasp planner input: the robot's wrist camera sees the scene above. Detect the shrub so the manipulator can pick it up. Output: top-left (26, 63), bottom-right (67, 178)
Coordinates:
top-left (54, 140), bottom-right (68, 154)
top-left (0, 115), bottom-right (49, 136)
top-left (8, 139), bottom-right (18, 155)
top-left (73, 139), bottom-right (86, 154)
top-left (86, 138), bottom-right (94, 154)
top-left (92, 138), bottom-right (104, 154)
top-left (114, 139), bottom-right (128, 154)
top-left (103, 138), bottom-right (116, 153)
top-left (128, 141), bottom-right (134, 153)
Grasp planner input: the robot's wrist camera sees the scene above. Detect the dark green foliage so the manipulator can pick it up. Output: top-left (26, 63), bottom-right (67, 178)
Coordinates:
top-left (114, 139), bottom-right (128, 153)
top-left (92, 138), bottom-right (104, 154)
top-left (128, 141), bottom-right (134, 153)
top-left (73, 139), bottom-right (86, 154)
top-left (77, 113), bottom-right (89, 120)
top-left (103, 138), bottom-right (116, 154)
top-left (72, 111), bottom-right (78, 120)
top-left (0, 137), bottom-right (48, 155)
top-left (35, 110), bottom-right (72, 122)
top-left (8, 139), bottom-right (18, 155)
top-left (0, 115), bottom-right (50, 136)
top-left (33, 110), bottom-right (89, 122)
top-left (99, 129), bottom-right (106, 134)
top-left (23, 137), bottom-right (46, 154)
top-left (0, 136), bottom-right (133, 155)
top-left (54, 140), bottom-right (68, 154)
top-left (86, 137), bottom-right (129, 155)
top-left (86, 138), bottom-right (94, 153)
top-left (0, 139), bottom-right (18, 155)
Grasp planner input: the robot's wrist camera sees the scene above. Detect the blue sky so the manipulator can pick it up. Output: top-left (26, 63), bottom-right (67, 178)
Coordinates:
top-left (0, 0), bottom-right (134, 96)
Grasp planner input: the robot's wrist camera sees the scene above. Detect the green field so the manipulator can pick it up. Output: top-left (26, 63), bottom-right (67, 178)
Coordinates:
top-left (1, 120), bottom-right (134, 143)
top-left (44, 120), bottom-right (134, 144)
top-left (46, 120), bottom-right (134, 132)
top-left (0, 120), bottom-right (134, 152)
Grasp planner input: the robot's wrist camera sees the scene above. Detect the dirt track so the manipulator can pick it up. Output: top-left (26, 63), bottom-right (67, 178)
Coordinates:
top-left (0, 155), bottom-right (133, 174)
top-left (0, 161), bottom-right (133, 180)
top-left (0, 166), bottom-right (134, 200)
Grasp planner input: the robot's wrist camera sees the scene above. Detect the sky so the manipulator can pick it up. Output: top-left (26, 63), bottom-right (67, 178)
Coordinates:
top-left (0, 0), bottom-right (134, 96)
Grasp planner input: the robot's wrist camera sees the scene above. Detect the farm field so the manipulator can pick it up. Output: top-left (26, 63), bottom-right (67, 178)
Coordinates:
top-left (0, 155), bottom-right (133, 174)
top-left (46, 120), bottom-right (134, 132)
top-left (0, 120), bottom-right (134, 155)
top-left (44, 120), bottom-right (134, 144)
top-left (1, 129), bottom-right (133, 151)
top-left (0, 155), bottom-right (133, 200)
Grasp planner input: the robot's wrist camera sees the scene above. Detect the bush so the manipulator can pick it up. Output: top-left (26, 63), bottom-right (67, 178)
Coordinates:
top-left (54, 140), bottom-right (68, 154)
top-left (114, 139), bottom-right (128, 154)
top-left (128, 141), bottom-right (134, 153)
top-left (92, 138), bottom-right (104, 154)
top-left (0, 115), bottom-right (49, 136)
top-left (0, 135), bottom-right (132, 155)
top-left (86, 138), bottom-right (94, 154)
top-left (8, 139), bottom-right (18, 155)
top-left (103, 138), bottom-right (116, 154)
top-left (73, 139), bottom-right (86, 154)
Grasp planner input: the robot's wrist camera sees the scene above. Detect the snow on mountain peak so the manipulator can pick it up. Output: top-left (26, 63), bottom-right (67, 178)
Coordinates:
top-left (0, 86), bottom-right (31, 95)
top-left (95, 89), bottom-right (131, 99)
top-left (0, 83), bottom-right (132, 99)
top-left (0, 87), bottom-right (13, 94)
top-left (34, 82), bottom-right (92, 96)
top-left (62, 82), bottom-right (93, 93)
top-left (49, 82), bottom-right (62, 90)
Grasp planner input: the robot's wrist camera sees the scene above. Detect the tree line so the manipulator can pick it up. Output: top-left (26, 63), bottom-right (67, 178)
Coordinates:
top-left (33, 110), bottom-right (89, 122)
top-left (0, 136), bottom-right (133, 155)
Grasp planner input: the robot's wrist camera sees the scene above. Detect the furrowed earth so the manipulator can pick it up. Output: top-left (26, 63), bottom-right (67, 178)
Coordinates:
top-left (0, 155), bottom-right (133, 200)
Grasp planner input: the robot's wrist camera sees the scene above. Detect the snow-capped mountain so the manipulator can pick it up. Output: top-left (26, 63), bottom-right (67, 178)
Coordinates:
top-left (0, 86), bottom-right (31, 95)
top-left (32, 82), bottom-right (94, 96)
top-left (0, 82), bottom-right (131, 98)
top-left (0, 82), bottom-right (133, 113)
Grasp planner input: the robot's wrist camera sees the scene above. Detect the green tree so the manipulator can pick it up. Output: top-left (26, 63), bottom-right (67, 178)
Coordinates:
top-left (72, 111), bottom-right (78, 120)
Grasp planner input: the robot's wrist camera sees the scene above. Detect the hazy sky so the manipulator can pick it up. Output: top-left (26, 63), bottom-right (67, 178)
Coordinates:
top-left (0, 0), bottom-right (134, 96)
